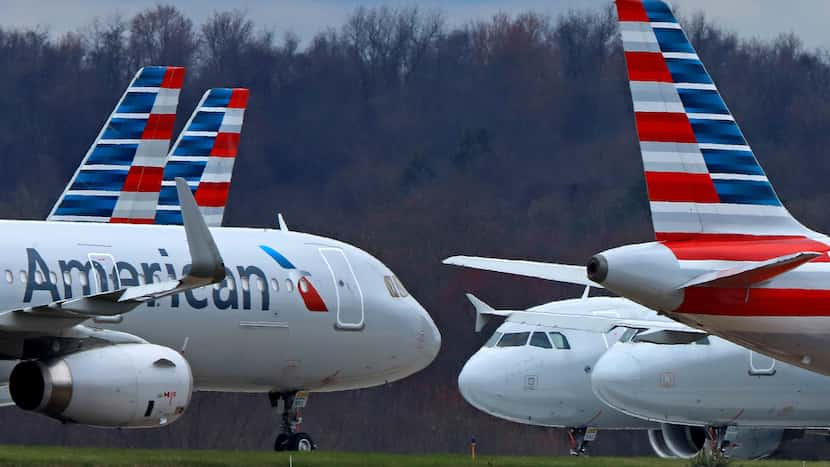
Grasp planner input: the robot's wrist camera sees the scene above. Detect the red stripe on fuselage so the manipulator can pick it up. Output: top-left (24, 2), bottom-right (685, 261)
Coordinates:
top-left (615, 0), bottom-right (649, 22)
top-left (645, 171), bottom-right (719, 203)
top-left (636, 112), bottom-right (697, 143)
top-left (625, 52), bottom-right (673, 82)
top-left (662, 236), bottom-right (830, 261)
top-left (679, 287), bottom-right (830, 317)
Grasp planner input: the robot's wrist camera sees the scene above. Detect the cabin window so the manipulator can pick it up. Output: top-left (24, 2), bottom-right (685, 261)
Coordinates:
top-left (383, 276), bottom-right (399, 298)
top-left (497, 332), bottom-right (531, 348)
top-left (19, 271), bottom-right (26, 284)
top-left (271, 278), bottom-right (280, 292)
top-left (34, 271), bottom-right (44, 285)
top-left (79, 273), bottom-right (88, 288)
top-left (240, 276), bottom-right (250, 292)
top-left (137, 273), bottom-right (145, 285)
top-left (530, 331), bottom-right (553, 349)
top-left (4, 270), bottom-right (12, 284)
top-left (484, 332), bottom-right (502, 348)
top-left (62, 271), bottom-right (72, 286)
top-left (548, 332), bottom-right (571, 350)
top-left (392, 276), bottom-right (409, 297)
top-left (285, 279), bottom-right (294, 293)
top-left (255, 276), bottom-right (265, 292)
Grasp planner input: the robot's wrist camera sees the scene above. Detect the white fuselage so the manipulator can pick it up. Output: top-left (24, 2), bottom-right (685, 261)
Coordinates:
top-left (458, 298), bottom-right (656, 429)
top-left (592, 335), bottom-right (830, 429)
top-left (0, 220), bottom-right (441, 393)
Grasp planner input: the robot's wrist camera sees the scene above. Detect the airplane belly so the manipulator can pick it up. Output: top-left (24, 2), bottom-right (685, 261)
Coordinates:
top-left (677, 314), bottom-right (830, 377)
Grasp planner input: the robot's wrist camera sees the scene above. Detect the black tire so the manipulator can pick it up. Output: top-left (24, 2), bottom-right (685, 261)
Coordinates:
top-left (289, 432), bottom-right (315, 452)
top-left (274, 433), bottom-right (290, 452)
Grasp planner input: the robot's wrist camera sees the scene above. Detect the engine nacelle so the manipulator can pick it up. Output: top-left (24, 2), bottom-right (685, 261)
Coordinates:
top-left (652, 424), bottom-right (786, 460)
top-left (9, 344), bottom-right (192, 428)
top-left (660, 423), bottom-right (706, 459)
top-left (587, 242), bottom-right (687, 313)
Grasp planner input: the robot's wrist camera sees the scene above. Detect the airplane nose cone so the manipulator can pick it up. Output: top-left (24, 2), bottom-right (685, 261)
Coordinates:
top-left (591, 347), bottom-right (643, 412)
top-left (458, 354), bottom-right (504, 412)
top-left (418, 306), bottom-right (442, 364)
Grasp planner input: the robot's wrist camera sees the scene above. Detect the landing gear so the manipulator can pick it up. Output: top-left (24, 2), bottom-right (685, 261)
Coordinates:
top-left (706, 426), bottom-right (736, 456)
top-left (567, 427), bottom-right (598, 456)
top-left (269, 391), bottom-right (315, 452)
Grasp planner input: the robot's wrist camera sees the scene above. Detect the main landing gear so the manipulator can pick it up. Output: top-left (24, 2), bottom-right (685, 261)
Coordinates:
top-left (269, 391), bottom-right (315, 452)
top-left (706, 425), bottom-right (735, 455)
top-left (567, 427), bottom-right (598, 456)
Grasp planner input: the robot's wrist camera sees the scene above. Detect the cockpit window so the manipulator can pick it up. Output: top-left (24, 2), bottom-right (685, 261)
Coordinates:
top-left (693, 336), bottom-right (710, 345)
top-left (497, 332), bottom-right (530, 347)
top-left (548, 332), bottom-right (571, 350)
top-left (530, 331), bottom-right (552, 349)
top-left (392, 276), bottom-right (409, 297)
top-left (484, 332), bottom-right (502, 348)
top-left (384, 276), bottom-right (400, 298)
top-left (620, 327), bottom-right (642, 343)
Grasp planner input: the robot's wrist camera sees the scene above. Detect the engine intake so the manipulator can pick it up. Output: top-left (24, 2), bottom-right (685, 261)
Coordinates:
top-left (9, 344), bottom-right (192, 428)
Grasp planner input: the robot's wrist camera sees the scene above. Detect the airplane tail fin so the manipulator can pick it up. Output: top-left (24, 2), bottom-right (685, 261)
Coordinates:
top-left (615, 0), bottom-right (813, 241)
top-left (48, 66), bottom-right (185, 223)
top-left (155, 88), bottom-right (249, 227)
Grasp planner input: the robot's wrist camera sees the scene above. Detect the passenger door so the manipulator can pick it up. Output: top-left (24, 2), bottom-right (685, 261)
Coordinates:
top-left (319, 248), bottom-right (364, 330)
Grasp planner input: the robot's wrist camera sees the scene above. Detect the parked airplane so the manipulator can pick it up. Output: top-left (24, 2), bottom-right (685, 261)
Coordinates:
top-left (455, 286), bottom-right (804, 459)
top-left (0, 67), bottom-right (440, 452)
top-left (593, 331), bottom-right (830, 449)
top-left (586, 0), bottom-right (830, 376)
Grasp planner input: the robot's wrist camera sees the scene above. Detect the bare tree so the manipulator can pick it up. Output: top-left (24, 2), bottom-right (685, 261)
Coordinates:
top-left (128, 4), bottom-right (197, 68)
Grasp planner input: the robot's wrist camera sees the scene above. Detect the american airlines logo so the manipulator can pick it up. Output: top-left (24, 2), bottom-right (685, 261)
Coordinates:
top-left (21, 247), bottom-right (318, 312)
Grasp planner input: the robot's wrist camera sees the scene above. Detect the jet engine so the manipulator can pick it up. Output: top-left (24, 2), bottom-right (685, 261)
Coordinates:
top-left (649, 424), bottom-right (789, 460)
top-left (9, 343), bottom-right (192, 428)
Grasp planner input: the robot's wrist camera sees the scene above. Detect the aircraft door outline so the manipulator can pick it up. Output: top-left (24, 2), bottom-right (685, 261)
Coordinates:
top-left (319, 247), bottom-right (365, 330)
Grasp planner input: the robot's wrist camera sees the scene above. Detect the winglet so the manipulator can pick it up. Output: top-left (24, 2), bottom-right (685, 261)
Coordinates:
top-left (466, 293), bottom-right (512, 333)
top-left (176, 177), bottom-right (225, 282)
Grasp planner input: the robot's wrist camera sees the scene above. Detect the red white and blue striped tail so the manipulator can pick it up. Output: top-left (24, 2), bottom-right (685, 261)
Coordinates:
top-left (48, 66), bottom-right (185, 224)
top-left (615, 0), bottom-right (814, 241)
top-left (154, 88), bottom-right (249, 227)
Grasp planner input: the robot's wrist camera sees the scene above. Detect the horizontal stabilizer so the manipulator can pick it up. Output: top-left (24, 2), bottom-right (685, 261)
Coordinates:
top-left (680, 251), bottom-right (821, 289)
top-left (445, 256), bottom-right (603, 288)
top-left (466, 293), bottom-right (513, 333)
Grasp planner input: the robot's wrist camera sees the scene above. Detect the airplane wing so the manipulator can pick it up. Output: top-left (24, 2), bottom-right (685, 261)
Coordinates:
top-left (444, 256), bottom-right (603, 288)
top-left (466, 294), bottom-right (706, 343)
top-left (0, 178), bottom-right (225, 333)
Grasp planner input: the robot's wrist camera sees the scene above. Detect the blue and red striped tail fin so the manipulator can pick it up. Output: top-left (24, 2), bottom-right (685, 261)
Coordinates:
top-left (616, 0), bottom-right (812, 241)
top-left (155, 88), bottom-right (248, 227)
top-left (48, 66), bottom-right (185, 224)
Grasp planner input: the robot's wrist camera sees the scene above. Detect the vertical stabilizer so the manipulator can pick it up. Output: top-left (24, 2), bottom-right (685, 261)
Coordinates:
top-left (49, 66), bottom-right (185, 223)
top-left (155, 88), bottom-right (249, 227)
top-left (616, 0), bottom-right (812, 240)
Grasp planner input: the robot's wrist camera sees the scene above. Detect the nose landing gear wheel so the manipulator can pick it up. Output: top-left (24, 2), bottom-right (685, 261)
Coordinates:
top-left (274, 433), bottom-right (290, 452)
